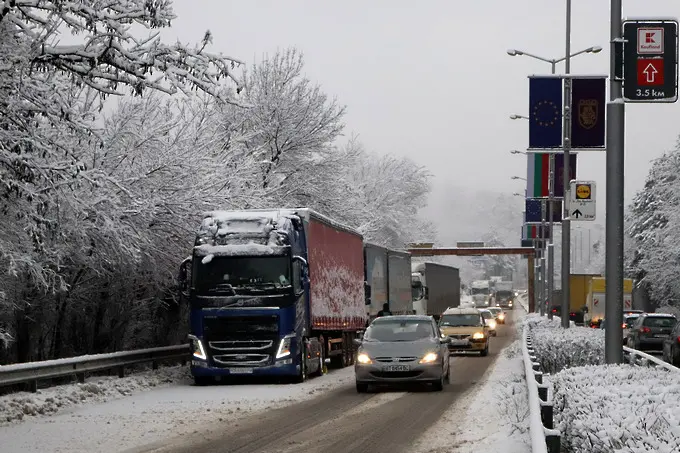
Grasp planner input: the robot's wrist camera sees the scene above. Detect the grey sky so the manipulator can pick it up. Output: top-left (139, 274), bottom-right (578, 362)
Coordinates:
top-left (164, 1), bottom-right (679, 231)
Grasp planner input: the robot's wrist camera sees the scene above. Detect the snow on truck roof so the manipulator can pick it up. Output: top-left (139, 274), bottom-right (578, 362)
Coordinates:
top-left (200, 208), bottom-right (363, 238)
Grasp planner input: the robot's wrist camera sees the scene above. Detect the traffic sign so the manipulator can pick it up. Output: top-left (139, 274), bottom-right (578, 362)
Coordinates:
top-left (623, 19), bottom-right (678, 103)
top-left (569, 180), bottom-right (596, 221)
top-left (457, 241), bottom-right (485, 248)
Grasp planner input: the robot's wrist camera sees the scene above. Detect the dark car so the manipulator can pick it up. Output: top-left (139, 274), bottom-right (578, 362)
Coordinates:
top-left (662, 321), bottom-right (680, 366)
top-left (626, 313), bottom-right (677, 351)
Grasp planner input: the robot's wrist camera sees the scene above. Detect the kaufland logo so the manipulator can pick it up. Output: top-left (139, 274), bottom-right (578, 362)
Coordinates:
top-left (638, 28), bottom-right (664, 54)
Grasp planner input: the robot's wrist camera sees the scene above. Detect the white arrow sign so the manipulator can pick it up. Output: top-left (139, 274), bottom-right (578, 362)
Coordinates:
top-left (569, 180), bottom-right (596, 221)
top-left (644, 63), bottom-right (658, 83)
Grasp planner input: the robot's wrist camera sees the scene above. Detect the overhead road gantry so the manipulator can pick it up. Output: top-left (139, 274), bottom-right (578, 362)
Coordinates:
top-left (406, 246), bottom-right (537, 312)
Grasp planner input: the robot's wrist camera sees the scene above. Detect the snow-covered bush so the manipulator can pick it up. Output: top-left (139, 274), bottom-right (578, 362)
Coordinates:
top-left (523, 314), bottom-right (604, 374)
top-left (551, 364), bottom-right (680, 453)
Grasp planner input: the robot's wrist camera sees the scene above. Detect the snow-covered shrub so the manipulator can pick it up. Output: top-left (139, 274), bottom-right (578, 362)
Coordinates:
top-left (551, 364), bottom-right (680, 453)
top-left (522, 314), bottom-right (604, 374)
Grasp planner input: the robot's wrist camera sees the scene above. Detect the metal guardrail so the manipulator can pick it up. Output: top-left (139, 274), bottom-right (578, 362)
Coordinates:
top-left (623, 345), bottom-right (680, 372)
top-left (0, 344), bottom-right (190, 392)
top-left (522, 325), bottom-right (560, 453)
top-left (518, 293), bottom-right (529, 312)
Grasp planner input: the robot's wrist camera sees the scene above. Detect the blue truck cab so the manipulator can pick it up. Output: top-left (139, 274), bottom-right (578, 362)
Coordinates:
top-left (178, 210), bottom-right (324, 385)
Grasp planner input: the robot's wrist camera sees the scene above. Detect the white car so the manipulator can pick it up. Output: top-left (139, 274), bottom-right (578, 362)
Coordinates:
top-left (478, 309), bottom-right (497, 336)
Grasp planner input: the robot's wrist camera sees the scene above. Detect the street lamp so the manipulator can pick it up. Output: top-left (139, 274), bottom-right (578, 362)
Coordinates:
top-left (507, 42), bottom-right (602, 323)
top-left (511, 176), bottom-right (527, 181)
top-left (513, 192), bottom-right (524, 197)
top-left (510, 114), bottom-right (529, 120)
top-left (510, 150), bottom-right (526, 155)
top-left (506, 46), bottom-right (602, 74)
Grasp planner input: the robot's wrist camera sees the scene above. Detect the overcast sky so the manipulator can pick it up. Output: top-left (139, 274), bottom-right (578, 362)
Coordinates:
top-left (163, 0), bottom-right (680, 227)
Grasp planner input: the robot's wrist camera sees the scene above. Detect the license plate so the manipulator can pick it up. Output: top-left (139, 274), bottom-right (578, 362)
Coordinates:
top-left (654, 334), bottom-right (667, 338)
top-left (383, 365), bottom-right (410, 372)
top-left (450, 339), bottom-right (469, 346)
top-left (228, 368), bottom-right (254, 374)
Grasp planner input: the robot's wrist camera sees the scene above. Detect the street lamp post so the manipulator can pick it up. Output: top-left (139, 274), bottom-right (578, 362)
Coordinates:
top-left (508, 39), bottom-right (601, 323)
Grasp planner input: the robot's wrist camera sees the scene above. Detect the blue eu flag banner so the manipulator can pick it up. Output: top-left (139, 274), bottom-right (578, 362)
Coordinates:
top-left (529, 77), bottom-right (563, 149)
top-left (525, 199), bottom-right (543, 223)
top-left (571, 77), bottom-right (606, 148)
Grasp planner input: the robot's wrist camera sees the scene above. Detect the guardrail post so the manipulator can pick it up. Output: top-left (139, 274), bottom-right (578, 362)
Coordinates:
top-left (27, 380), bottom-right (38, 393)
top-left (534, 371), bottom-right (543, 384)
top-left (538, 384), bottom-right (548, 402)
top-left (118, 365), bottom-right (125, 378)
top-left (540, 401), bottom-right (554, 429)
top-left (152, 360), bottom-right (159, 370)
top-left (181, 358), bottom-right (187, 366)
top-left (532, 361), bottom-right (540, 371)
top-left (76, 372), bottom-right (85, 384)
top-left (546, 433), bottom-right (560, 453)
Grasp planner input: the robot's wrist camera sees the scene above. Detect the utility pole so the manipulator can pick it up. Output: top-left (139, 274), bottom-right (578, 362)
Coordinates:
top-left (604, 0), bottom-right (624, 364)
top-left (560, 0), bottom-right (573, 329)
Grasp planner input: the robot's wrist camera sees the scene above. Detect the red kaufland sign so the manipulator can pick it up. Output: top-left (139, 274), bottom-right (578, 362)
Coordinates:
top-left (637, 28), bottom-right (664, 54)
top-left (637, 59), bottom-right (665, 85)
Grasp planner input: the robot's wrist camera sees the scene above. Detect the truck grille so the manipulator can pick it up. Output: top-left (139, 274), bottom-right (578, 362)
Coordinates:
top-left (203, 316), bottom-right (279, 367)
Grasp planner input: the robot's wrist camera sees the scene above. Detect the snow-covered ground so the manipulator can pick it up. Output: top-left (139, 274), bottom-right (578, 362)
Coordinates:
top-left (412, 339), bottom-right (530, 452)
top-left (0, 365), bottom-right (354, 453)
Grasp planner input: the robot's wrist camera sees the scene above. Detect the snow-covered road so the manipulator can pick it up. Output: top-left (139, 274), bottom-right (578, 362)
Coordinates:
top-left (0, 366), bottom-right (354, 453)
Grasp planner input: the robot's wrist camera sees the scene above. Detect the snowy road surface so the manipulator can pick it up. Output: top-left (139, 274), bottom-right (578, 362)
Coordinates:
top-left (136, 311), bottom-right (519, 453)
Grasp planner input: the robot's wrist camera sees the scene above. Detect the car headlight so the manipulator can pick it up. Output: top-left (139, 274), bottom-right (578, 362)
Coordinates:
top-left (472, 332), bottom-right (485, 340)
top-left (498, 313), bottom-right (505, 320)
top-left (488, 320), bottom-right (497, 329)
top-left (188, 334), bottom-right (207, 360)
top-left (357, 353), bottom-right (372, 364)
top-left (419, 352), bottom-right (439, 363)
top-left (276, 334), bottom-right (295, 359)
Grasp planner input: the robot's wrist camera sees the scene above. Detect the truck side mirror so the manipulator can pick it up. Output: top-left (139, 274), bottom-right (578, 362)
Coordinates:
top-left (292, 255), bottom-right (308, 267)
top-left (424, 287), bottom-right (429, 298)
top-left (178, 257), bottom-right (191, 296)
top-left (365, 283), bottom-right (372, 305)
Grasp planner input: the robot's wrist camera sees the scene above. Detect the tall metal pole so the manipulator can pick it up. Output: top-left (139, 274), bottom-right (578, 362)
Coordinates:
top-left (560, 0), bottom-right (573, 328)
top-left (540, 199), bottom-right (547, 315)
top-left (605, 0), bottom-right (624, 364)
top-left (547, 63), bottom-right (556, 320)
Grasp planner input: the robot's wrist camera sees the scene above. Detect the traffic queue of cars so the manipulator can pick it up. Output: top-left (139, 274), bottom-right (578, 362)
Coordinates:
top-left (602, 310), bottom-right (680, 367)
top-left (353, 304), bottom-right (511, 392)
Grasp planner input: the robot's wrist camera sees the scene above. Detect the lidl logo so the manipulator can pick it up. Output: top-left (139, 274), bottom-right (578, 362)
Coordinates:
top-left (575, 184), bottom-right (591, 200)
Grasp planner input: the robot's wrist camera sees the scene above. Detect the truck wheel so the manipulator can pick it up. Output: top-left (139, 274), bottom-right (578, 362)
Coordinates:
top-left (312, 343), bottom-right (325, 377)
top-left (294, 348), bottom-right (307, 383)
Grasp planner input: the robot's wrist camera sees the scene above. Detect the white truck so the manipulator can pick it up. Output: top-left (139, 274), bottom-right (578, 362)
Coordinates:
top-left (470, 280), bottom-right (492, 307)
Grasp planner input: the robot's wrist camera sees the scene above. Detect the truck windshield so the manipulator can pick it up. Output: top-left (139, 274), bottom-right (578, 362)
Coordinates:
top-left (471, 288), bottom-right (489, 295)
top-left (411, 281), bottom-right (424, 300)
top-left (193, 256), bottom-right (291, 295)
top-left (496, 291), bottom-right (513, 298)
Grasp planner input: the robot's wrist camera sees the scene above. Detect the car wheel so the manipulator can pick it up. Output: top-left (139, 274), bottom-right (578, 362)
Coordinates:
top-left (356, 382), bottom-right (369, 393)
top-left (432, 374), bottom-right (444, 391)
top-left (444, 361), bottom-right (451, 384)
top-left (480, 343), bottom-right (489, 357)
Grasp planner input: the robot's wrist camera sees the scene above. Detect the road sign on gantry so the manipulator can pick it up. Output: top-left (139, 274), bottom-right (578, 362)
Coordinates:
top-left (569, 180), bottom-right (596, 221)
top-left (623, 18), bottom-right (678, 103)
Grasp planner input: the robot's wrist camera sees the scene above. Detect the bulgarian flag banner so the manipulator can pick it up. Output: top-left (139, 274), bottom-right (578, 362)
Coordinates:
top-left (526, 153), bottom-right (577, 198)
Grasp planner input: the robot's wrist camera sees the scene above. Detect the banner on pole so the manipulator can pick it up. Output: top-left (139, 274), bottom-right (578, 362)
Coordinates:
top-left (522, 224), bottom-right (551, 240)
top-left (526, 153), bottom-right (577, 198)
top-left (571, 77), bottom-right (606, 148)
top-left (529, 77), bottom-right (563, 149)
top-left (525, 199), bottom-right (562, 223)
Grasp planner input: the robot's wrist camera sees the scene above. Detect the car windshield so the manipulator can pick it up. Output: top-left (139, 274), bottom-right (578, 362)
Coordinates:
top-left (439, 314), bottom-right (482, 327)
top-left (643, 316), bottom-right (677, 328)
top-left (364, 319), bottom-right (434, 342)
top-left (488, 308), bottom-right (501, 315)
top-left (480, 311), bottom-right (492, 319)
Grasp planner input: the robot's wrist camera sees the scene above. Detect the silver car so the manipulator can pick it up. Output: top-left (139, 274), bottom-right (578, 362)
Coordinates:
top-left (354, 315), bottom-right (451, 392)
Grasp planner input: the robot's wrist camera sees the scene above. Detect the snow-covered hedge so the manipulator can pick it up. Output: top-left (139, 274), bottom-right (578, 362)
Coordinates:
top-left (522, 314), bottom-right (604, 374)
top-left (551, 364), bottom-right (680, 452)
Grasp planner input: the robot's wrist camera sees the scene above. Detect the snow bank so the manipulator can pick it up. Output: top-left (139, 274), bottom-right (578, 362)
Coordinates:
top-left (411, 340), bottom-right (530, 453)
top-left (551, 364), bottom-right (680, 452)
top-left (523, 313), bottom-right (604, 374)
top-left (0, 366), bottom-right (355, 453)
top-left (0, 365), bottom-right (188, 424)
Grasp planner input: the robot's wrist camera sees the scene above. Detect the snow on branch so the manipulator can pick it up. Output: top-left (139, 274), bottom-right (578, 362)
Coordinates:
top-left (2, 0), bottom-right (245, 101)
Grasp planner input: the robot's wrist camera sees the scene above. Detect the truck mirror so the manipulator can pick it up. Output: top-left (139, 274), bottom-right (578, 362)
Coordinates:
top-left (178, 257), bottom-right (191, 294)
top-left (424, 287), bottom-right (429, 298)
top-left (364, 283), bottom-right (372, 304)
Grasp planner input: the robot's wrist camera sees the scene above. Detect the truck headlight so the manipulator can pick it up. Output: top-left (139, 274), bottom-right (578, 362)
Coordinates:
top-left (357, 353), bottom-right (373, 364)
top-left (276, 334), bottom-right (295, 359)
top-left (188, 334), bottom-right (207, 360)
top-left (419, 352), bottom-right (439, 363)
